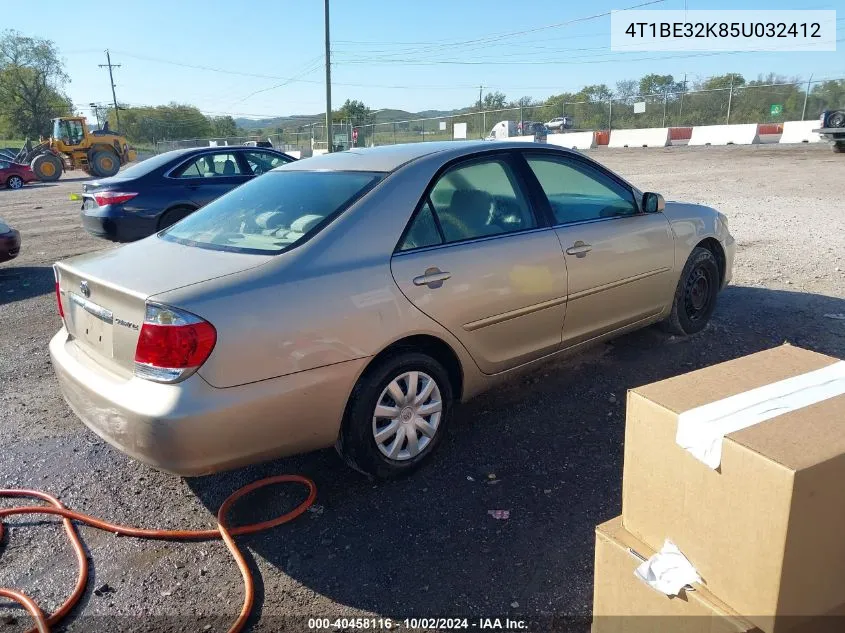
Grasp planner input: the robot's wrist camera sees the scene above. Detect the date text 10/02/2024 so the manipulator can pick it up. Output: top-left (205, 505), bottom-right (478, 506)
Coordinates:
top-left (307, 617), bottom-right (529, 630)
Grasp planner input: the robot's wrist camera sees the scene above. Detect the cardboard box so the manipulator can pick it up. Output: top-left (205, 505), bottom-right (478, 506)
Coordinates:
top-left (622, 345), bottom-right (845, 632)
top-left (593, 516), bottom-right (759, 633)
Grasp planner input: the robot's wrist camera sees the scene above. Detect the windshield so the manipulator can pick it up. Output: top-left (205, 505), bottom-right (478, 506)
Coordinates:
top-left (161, 170), bottom-right (382, 255)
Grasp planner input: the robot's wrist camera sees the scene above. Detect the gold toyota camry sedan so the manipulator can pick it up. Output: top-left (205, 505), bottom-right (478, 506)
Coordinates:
top-left (50, 141), bottom-right (734, 479)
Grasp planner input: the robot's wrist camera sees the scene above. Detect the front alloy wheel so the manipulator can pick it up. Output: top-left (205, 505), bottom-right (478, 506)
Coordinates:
top-left (7, 176), bottom-right (23, 190)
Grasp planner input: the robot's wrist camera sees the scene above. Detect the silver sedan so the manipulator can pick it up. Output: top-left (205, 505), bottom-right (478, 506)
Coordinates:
top-left (50, 141), bottom-right (734, 478)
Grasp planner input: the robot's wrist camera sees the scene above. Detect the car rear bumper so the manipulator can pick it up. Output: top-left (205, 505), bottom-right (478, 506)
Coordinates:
top-left (81, 203), bottom-right (158, 242)
top-left (50, 328), bottom-right (367, 476)
top-left (0, 229), bottom-right (21, 262)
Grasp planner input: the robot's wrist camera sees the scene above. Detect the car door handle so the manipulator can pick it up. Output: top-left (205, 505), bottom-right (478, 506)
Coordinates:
top-left (565, 242), bottom-right (592, 256)
top-left (413, 268), bottom-right (451, 288)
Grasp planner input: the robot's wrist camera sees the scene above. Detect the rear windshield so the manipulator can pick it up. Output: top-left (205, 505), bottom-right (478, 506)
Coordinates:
top-left (114, 151), bottom-right (183, 178)
top-left (160, 171), bottom-right (382, 254)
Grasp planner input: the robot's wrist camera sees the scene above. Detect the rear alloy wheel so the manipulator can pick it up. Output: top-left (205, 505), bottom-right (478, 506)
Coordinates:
top-left (337, 352), bottom-right (453, 479)
top-left (31, 153), bottom-right (63, 182)
top-left (6, 175), bottom-right (24, 190)
top-left (91, 151), bottom-right (120, 177)
top-left (662, 246), bottom-right (720, 335)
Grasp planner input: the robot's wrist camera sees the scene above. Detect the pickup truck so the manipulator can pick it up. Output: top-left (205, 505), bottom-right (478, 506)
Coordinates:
top-left (813, 109), bottom-right (845, 153)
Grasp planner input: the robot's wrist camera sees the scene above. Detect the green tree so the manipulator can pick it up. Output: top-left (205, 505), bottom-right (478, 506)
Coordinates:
top-left (211, 115), bottom-right (238, 137)
top-left (481, 91), bottom-right (507, 110)
top-left (0, 30), bottom-right (73, 138)
top-left (336, 99), bottom-right (373, 126)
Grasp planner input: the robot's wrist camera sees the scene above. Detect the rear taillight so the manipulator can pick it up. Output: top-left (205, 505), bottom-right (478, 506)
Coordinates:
top-left (93, 191), bottom-right (138, 206)
top-left (53, 266), bottom-right (64, 319)
top-left (134, 303), bottom-right (216, 383)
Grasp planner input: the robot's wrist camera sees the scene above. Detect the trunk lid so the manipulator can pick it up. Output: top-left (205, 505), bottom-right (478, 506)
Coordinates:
top-left (56, 237), bottom-right (274, 375)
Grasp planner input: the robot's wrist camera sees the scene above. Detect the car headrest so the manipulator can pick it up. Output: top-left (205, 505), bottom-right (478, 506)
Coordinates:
top-left (290, 214), bottom-right (323, 234)
top-left (253, 211), bottom-right (286, 230)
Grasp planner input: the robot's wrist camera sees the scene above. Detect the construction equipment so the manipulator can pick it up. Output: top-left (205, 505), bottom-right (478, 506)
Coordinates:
top-left (15, 117), bottom-right (137, 182)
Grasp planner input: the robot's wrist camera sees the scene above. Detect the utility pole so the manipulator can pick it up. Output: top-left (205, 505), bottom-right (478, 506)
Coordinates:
top-left (801, 74), bottom-right (813, 121)
top-left (99, 50), bottom-right (121, 129)
top-left (726, 76), bottom-right (734, 125)
top-left (679, 73), bottom-right (687, 118)
top-left (478, 85), bottom-right (484, 110)
top-left (324, 0), bottom-right (332, 152)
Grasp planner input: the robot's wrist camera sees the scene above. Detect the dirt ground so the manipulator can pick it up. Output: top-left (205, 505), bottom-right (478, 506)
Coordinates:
top-left (1, 144), bottom-right (844, 632)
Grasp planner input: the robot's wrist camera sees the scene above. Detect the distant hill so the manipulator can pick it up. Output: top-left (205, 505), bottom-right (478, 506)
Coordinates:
top-left (235, 107), bottom-right (466, 131)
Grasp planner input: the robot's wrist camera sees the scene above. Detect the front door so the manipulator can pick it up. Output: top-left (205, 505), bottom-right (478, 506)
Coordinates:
top-left (520, 152), bottom-right (675, 347)
top-left (390, 154), bottom-right (568, 374)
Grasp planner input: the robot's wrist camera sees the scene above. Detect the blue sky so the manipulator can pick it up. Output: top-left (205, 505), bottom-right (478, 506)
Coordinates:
top-left (8, 0), bottom-right (844, 120)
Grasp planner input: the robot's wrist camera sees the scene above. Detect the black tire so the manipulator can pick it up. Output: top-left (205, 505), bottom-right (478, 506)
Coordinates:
top-left (828, 111), bottom-right (845, 128)
top-left (6, 175), bottom-right (24, 190)
top-left (661, 246), bottom-right (721, 336)
top-left (90, 150), bottom-right (120, 177)
top-left (337, 351), bottom-right (453, 480)
top-left (834, 142), bottom-right (845, 154)
top-left (157, 206), bottom-right (194, 231)
top-left (31, 153), bottom-right (62, 182)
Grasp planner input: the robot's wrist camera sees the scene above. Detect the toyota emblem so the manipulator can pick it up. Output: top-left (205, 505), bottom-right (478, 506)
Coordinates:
top-left (80, 280), bottom-right (90, 298)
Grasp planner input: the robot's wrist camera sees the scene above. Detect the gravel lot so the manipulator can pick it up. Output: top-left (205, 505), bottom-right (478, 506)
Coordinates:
top-left (1, 145), bottom-right (844, 632)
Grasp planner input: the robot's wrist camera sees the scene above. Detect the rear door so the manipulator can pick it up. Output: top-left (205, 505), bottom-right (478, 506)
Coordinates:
top-left (390, 153), bottom-right (568, 374)
top-left (519, 151), bottom-right (674, 347)
top-left (169, 151), bottom-right (251, 207)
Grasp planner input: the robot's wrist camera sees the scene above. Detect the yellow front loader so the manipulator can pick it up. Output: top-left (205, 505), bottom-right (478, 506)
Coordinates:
top-left (19, 117), bottom-right (137, 181)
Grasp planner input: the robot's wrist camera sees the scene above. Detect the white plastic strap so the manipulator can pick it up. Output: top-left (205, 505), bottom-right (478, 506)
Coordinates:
top-left (676, 361), bottom-right (845, 469)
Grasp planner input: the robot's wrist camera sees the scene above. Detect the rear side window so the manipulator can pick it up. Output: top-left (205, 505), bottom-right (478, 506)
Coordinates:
top-left (174, 152), bottom-right (243, 178)
top-left (400, 158), bottom-right (535, 249)
top-left (161, 171), bottom-right (382, 254)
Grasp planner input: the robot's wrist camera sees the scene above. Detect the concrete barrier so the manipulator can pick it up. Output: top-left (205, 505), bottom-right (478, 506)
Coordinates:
top-left (608, 127), bottom-right (670, 148)
top-left (510, 135), bottom-right (538, 142)
top-left (688, 124), bottom-right (760, 146)
top-left (547, 132), bottom-right (596, 150)
top-left (312, 148), bottom-right (329, 156)
top-left (285, 150), bottom-right (302, 159)
top-left (779, 120), bottom-right (823, 144)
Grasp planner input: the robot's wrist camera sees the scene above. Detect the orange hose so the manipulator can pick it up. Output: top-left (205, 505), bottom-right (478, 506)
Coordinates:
top-left (0, 474), bottom-right (316, 633)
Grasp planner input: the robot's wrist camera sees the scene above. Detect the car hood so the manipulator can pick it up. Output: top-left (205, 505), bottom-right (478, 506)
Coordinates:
top-left (57, 235), bottom-right (275, 298)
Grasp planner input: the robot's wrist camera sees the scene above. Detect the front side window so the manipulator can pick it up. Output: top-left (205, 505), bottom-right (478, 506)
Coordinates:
top-left (425, 158), bottom-right (535, 244)
top-left (161, 171), bottom-right (382, 254)
top-left (244, 151), bottom-right (289, 175)
top-left (174, 152), bottom-right (242, 178)
top-left (525, 155), bottom-right (637, 224)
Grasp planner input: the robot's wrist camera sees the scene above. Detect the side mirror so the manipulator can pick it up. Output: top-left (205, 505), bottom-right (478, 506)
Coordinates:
top-left (642, 192), bottom-right (665, 213)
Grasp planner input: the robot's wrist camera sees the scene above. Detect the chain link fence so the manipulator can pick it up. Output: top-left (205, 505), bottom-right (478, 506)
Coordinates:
top-left (153, 79), bottom-right (843, 153)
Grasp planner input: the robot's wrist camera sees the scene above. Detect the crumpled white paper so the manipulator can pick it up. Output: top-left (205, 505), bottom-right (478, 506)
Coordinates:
top-left (634, 540), bottom-right (701, 597)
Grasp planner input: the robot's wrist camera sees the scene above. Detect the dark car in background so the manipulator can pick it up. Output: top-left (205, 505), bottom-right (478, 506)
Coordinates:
top-left (0, 218), bottom-right (21, 263)
top-left (80, 146), bottom-right (295, 241)
top-left (0, 160), bottom-right (37, 190)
